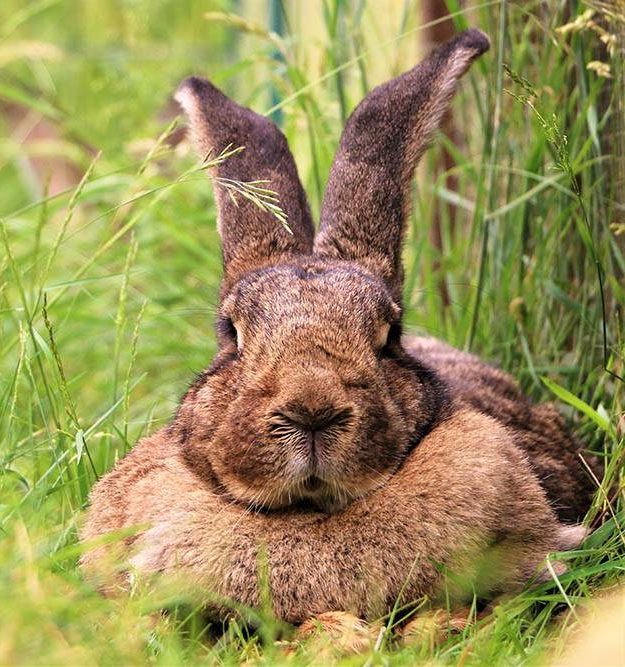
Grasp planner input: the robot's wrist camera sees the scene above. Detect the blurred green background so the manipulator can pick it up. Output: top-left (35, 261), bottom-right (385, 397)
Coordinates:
top-left (0, 0), bottom-right (623, 664)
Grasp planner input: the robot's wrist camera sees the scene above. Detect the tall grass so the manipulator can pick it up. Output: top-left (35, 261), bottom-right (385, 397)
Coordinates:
top-left (0, 0), bottom-right (623, 664)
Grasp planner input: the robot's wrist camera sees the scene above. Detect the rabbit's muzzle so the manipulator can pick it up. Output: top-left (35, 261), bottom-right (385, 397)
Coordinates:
top-left (203, 355), bottom-right (402, 514)
top-left (257, 365), bottom-right (373, 511)
top-left (267, 406), bottom-right (354, 493)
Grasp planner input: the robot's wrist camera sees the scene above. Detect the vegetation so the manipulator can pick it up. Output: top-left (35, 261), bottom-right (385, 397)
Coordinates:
top-left (0, 0), bottom-right (623, 664)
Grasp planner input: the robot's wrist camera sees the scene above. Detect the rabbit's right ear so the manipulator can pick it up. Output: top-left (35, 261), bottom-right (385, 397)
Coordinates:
top-left (176, 77), bottom-right (314, 288)
top-left (314, 29), bottom-right (490, 302)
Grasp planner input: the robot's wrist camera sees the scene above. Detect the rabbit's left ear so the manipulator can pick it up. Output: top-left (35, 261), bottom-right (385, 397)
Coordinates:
top-left (176, 77), bottom-right (314, 288)
top-left (314, 29), bottom-right (490, 302)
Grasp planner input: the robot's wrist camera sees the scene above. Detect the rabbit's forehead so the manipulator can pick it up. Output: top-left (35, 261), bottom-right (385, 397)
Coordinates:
top-left (225, 262), bottom-right (399, 325)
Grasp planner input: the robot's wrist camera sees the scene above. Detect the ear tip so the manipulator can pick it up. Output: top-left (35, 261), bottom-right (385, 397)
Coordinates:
top-left (177, 75), bottom-right (206, 94)
top-left (456, 28), bottom-right (491, 56)
top-left (175, 76), bottom-right (219, 112)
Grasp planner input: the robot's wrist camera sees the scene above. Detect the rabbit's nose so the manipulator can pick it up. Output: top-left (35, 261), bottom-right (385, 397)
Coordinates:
top-left (276, 405), bottom-right (353, 433)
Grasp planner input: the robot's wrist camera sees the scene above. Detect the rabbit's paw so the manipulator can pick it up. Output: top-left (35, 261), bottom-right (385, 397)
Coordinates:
top-left (400, 607), bottom-right (473, 649)
top-left (294, 611), bottom-right (381, 655)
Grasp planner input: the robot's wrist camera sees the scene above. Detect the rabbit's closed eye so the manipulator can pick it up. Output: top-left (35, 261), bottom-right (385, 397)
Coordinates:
top-left (216, 316), bottom-right (240, 349)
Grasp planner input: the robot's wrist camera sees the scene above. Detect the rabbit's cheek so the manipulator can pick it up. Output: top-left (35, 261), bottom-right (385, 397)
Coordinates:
top-left (351, 401), bottom-right (408, 476)
top-left (207, 404), bottom-right (284, 496)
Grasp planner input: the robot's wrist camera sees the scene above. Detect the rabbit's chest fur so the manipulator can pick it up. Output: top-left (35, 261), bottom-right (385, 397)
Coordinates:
top-left (82, 389), bottom-right (571, 623)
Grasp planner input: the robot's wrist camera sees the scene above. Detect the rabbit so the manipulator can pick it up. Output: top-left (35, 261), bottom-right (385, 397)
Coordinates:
top-left (81, 29), bottom-right (596, 629)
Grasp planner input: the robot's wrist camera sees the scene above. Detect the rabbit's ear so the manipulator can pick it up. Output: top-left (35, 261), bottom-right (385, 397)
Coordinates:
top-left (314, 29), bottom-right (489, 301)
top-left (176, 77), bottom-right (314, 286)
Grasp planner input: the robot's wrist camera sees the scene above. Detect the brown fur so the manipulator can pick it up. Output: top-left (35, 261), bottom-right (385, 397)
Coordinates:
top-left (405, 337), bottom-right (598, 522)
top-left (82, 407), bottom-right (584, 623)
top-left (315, 29), bottom-right (490, 303)
top-left (81, 29), bottom-right (597, 625)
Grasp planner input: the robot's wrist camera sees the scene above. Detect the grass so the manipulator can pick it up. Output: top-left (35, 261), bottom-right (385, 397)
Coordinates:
top-left (1, 0), bottom-right (624, 664)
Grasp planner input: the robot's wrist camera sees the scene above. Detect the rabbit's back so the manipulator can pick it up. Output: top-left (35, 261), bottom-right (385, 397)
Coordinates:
top-left (404, 336), bottom-right (596, 522)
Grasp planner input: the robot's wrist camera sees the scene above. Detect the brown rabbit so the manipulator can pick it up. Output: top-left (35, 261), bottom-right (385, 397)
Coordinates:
top-left (81, 30), bottom-right (596, 628)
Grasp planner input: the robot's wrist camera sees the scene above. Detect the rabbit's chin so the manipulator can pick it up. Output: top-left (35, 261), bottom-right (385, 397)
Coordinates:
top-left (290, 477), bottom-right (360, 514)
top-left (236, 471), bottom-right (391, 515)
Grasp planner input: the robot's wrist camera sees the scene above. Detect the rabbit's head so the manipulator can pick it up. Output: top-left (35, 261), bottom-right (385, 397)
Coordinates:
top-left (173, 30), bottom-right (489, 512)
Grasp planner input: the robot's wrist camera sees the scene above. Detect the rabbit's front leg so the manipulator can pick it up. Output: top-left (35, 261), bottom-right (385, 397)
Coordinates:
top-left (293, 611), bottom-right (381, 655)
top-left (400, 607), bottom-right (476, 649)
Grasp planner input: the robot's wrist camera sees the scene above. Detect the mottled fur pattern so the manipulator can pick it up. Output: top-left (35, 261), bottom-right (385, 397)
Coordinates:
top-left (81, 29), bottom-right (596, 624)
top-left (405, 338), bottom-right (598, 522)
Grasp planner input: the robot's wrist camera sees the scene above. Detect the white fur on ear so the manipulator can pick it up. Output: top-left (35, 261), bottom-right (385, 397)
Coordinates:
top-left (174, 83), bottom-right (224, 238)
top-left (174, 76), bottom-right (315, 286)
top-left (173, 84), bottom-right (194, 116)
top-left (174, 80), bottom-right (215, 163)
